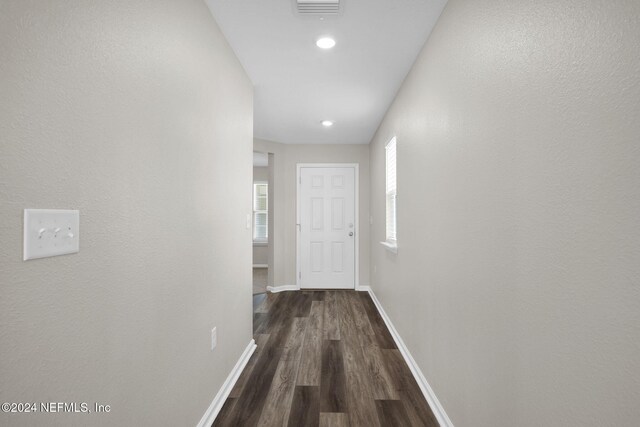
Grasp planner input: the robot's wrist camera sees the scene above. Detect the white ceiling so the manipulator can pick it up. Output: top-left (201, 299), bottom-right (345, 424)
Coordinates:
top-left (205, 0), bottom-right (447, 145)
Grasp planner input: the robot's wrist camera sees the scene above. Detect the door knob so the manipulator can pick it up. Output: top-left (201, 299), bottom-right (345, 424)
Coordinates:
top-left (349, 232), bottom-right (354, 237)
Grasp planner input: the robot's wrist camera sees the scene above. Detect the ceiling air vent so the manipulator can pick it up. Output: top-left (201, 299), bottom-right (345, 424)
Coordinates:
top-left (295, 0), bottom-right (341, 16)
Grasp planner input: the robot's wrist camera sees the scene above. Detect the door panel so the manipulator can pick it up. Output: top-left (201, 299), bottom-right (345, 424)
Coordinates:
top-left (311, 198), bottom-right (324, 230)
top-left (331, 242), bottom-right (344, 272)
top-left (299, 167), bottom-right (355, 289)
top-left (332, 198), bottom-right (344, 230)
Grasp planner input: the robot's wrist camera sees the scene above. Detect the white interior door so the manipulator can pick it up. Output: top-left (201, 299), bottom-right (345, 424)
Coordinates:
top-left (298, 166), bottom-right (356, 289)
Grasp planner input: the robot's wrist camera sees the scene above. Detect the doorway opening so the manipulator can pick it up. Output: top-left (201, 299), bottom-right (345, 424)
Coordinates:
top-left (252, 151), bottom-right (272, 295)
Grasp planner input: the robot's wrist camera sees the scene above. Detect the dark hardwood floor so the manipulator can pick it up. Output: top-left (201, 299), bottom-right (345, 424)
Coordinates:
top-left (213, 290), bottom-right (439, 427)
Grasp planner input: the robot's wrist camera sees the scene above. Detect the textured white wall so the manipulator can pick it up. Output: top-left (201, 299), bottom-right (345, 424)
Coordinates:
top-left (0, 1), bottom-right (253, 426)
top-left (254, 139), bottom-right (370, 288)
top-left (253, 246), bottom-right (268, 265)
top-left (369, 0), bottom-right (640, 426)
top-left (253, 166), bottom-right (269, 183)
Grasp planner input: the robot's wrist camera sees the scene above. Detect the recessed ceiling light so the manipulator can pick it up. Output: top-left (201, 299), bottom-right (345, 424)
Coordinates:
top-left (316, 37), bottom-right (336, 49)
top-left (321, 120), bottom-right (334, 127)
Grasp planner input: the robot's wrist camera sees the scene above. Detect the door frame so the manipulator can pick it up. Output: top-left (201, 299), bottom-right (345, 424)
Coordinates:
top-left (296, 163), bottom-right (360, 290)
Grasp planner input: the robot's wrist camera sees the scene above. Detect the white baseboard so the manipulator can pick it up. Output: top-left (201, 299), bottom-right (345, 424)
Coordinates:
top-left (268, 283), bottom-right (367, 292)
top-left (267, 285), bottom-right (299, 293)
top-left (196, 339), bottom-right (257, 427)
top-left (366, 288), bottom-right (454, 427)
top-left (252, 264), bottom-right (268, 268)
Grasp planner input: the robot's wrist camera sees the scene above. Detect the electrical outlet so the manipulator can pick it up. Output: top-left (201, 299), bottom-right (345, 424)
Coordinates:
top-left (211, 327), bottom-right (217, 351)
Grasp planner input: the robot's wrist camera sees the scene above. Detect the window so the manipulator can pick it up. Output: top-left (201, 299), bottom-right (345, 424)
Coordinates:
top-left (253, 182), bottom-right (268, 242)
top-left (385, 137), bottom-right (397, 244)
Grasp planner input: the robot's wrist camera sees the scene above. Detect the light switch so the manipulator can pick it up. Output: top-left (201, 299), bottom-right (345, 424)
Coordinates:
top-left (23, 209), bottom-right (79, 260)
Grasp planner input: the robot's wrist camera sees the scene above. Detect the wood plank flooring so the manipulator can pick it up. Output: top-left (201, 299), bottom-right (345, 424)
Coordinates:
top-left (214, 290), bottom-right (438, 427)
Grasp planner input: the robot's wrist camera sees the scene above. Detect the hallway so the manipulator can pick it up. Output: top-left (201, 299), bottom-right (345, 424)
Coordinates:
top-left (2, 0), bottom-right (639, 426)
top-left (213, 291), bottom-right (438, 426)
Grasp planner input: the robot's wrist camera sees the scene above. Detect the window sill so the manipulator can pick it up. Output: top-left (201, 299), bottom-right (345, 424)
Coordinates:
top-left (380, 241), bottom-right (398, 254)
top-left (253, 241), bottom-right (268, 247)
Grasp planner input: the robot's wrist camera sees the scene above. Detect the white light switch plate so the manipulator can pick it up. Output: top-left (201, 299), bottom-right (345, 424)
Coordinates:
top-left (24, 209), bottom-right (79, 260)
